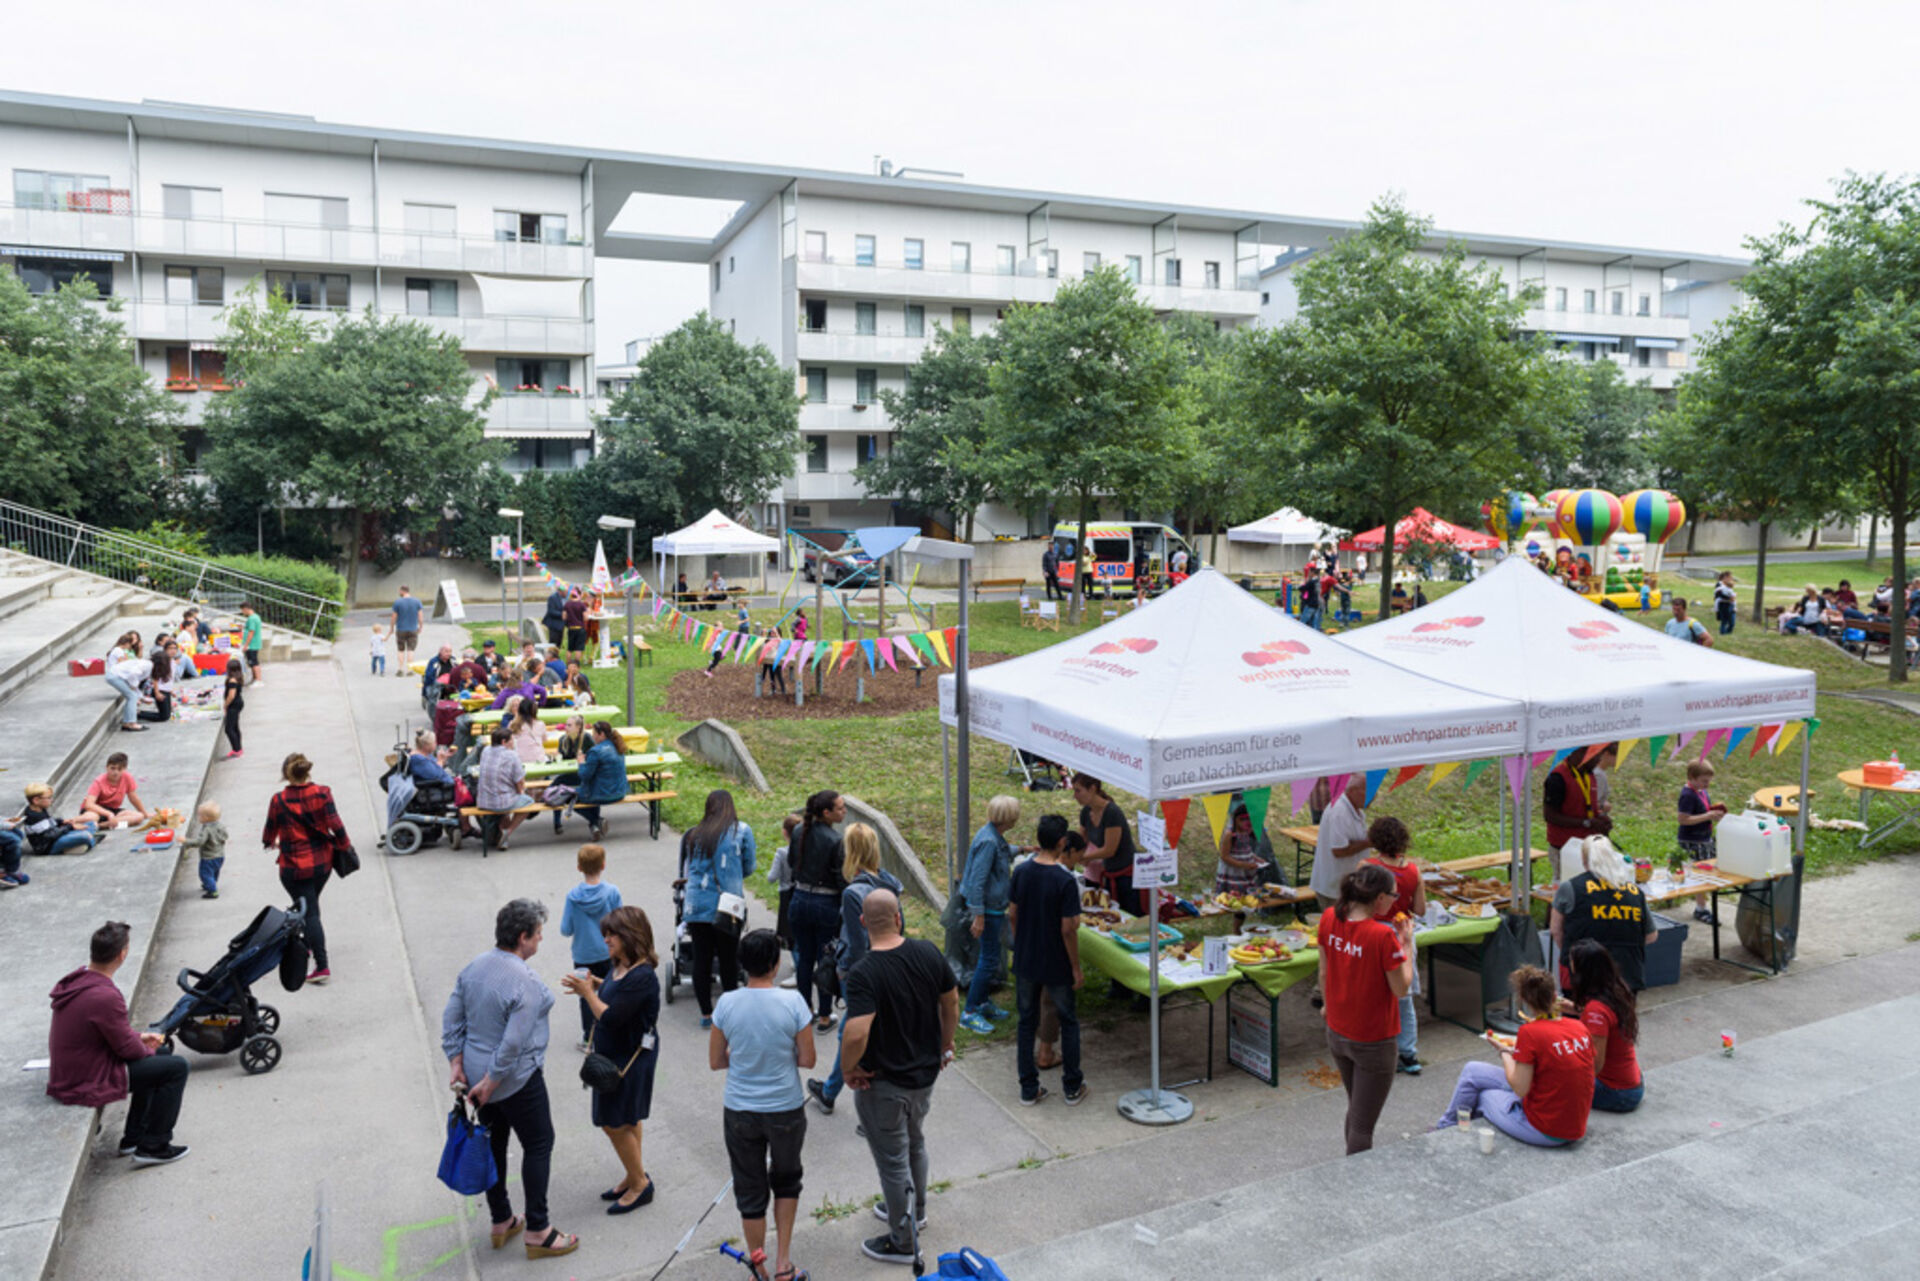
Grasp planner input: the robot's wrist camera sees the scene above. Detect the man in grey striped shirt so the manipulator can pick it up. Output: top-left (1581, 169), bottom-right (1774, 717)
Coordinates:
top-left (443, 898), bottom-right (579, 1259)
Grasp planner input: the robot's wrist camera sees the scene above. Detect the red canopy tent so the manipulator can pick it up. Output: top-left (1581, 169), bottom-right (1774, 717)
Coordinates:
top-left (1349, 507), bottom-right (1501, 551)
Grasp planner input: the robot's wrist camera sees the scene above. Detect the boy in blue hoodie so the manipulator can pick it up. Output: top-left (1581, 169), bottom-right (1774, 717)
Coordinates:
top-left (558, 843), bottom-right (622, 1049)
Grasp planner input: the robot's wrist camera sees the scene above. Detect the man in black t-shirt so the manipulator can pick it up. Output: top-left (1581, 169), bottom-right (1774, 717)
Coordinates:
top-left (1008, 815), bottom-right (1084, 1105)
top-left (841, 889), bottom-right (958, 1267)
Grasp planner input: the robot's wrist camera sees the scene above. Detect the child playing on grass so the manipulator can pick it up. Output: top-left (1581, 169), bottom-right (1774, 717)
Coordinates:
top-left (81, 753), bottom-right (151, 829)
top-left (1677, 760), bottom-right (1726, 922)
top-left (369, 624), bottom-right (389, 677)
top-left (180, 801), bottom-right (229, 898)
top-left (558, 843), bottom-right (623, 1050)
top-left (1364, 816), bottom-right (1427, 1076)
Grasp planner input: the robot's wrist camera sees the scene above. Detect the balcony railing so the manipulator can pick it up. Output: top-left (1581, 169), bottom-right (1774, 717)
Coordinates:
top-left (793, 255), bottom-right (1263, 313)
top-left (99, 299), bottom-right (589, 354)
top-left (483, 393), bottom-right (595, 435)
top-left (0, 203), bottom-right (589, 276)
top-left (799, 401), bottom-right (893, 431)
top-left (795, 329), bottom-right (928, 363)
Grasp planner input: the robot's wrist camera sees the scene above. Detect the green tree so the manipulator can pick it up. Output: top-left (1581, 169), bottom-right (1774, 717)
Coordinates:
top-left (0, 273), bottom-right (180, 525)
top-left (988, 266), bottom-right (1186, 622)
top-left (1239, 198), bottom-right (1572, 615)
top-left (860, 325), bottom-right (1001, 540)
top-left (600, 314), bottom-right (798, 531)
top-left (205, 308), bottom-right (497, 602)
top-left (1165, 326), bottom-right (1260, 565)
top-left (1562, 359), bottom-right (1659, 490)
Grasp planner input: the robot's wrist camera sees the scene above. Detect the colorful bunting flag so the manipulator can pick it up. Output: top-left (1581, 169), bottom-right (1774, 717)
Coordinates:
top-left (1161, 799), bottom-right (1192, 849)
top-left (943, 627), bottom-right (960, 662)
top-left (1614, 738), bottom-right (1639, 767)
top-left (893, 636), bottom-right (918, 666)
top-left (837, 642), bottom-right (858, 672)
top-left (1427, 760), bottom-right (1463, 790)
top-left (1749, 724), bottom-right (1776, 758)
top-left (1646, 735), bottom-right (1668, 766)
top-left (860, 639), bottom-right (877, 671)
top-left (773, 640), bottom-right (792, 667)
top-left (1723, 728), bottom-right (1750, 757)
top-left (879, 639), bottom-right (899, 672)
top-left (1241, 785), bottom-right (1273, 830)
top-left (1671, 731), bottom-right (1697, 760)
top-left (1550, 748), bottom-right (1575, 768)
top-left (1326, 773), bottom-right (1353, 803)
top-left (1503, 756), bottom-right (1529, 806)
top-left (1363, 769), bottom-right (1388, 805)
top-left (909, 633), bottom-right (938, 665)
top-left (1698, 728), bottom-right (1727, 760)
top-left (927, 630), bottom-right (952, 667)
top-left (1774, 721), bottom-right (1804, 755)
top-left (1530, 751), bottom-right (1554, 770)
top-left (1288, 777), bottom-right (1316, 816)
top-left (1388, 764), bottom-right (1423, 793)
top-left (1461, 759), bottom-right (1493, 789)
top-left (1200, 793), bottom-right (1234, 845)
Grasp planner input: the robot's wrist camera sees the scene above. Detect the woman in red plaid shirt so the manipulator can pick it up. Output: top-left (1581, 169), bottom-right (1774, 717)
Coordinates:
top-left (262, 753), bottom-right (350, 985)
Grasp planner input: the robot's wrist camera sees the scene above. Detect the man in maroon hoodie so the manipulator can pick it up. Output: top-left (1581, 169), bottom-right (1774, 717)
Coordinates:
top-left (48, 921), bottom-right (191, 1166)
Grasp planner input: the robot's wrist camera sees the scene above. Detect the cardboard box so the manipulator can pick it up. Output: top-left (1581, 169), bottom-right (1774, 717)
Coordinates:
top-left (1864, 760), bottom-right (1902, 786)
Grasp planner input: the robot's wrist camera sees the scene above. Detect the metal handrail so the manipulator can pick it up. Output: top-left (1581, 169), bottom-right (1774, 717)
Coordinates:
top-left (0, 499), bottom-right (343, 640)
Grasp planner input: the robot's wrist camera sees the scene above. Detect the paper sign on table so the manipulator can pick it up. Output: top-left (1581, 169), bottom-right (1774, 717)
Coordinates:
top-left (1134, 811), bottom-right (1177, 887)
top-left (1202, 936), bottom-right (1231, 976)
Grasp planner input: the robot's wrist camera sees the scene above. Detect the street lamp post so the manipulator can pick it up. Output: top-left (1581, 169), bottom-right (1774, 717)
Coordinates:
top-left (499, 506), bottom-right (525, 642)
top-left (598, 515), bottom-right (637, 726)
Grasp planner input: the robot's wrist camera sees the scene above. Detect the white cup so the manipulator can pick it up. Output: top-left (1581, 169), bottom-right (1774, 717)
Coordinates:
top-left (1478, 1128), bottom-right (1496, 1155)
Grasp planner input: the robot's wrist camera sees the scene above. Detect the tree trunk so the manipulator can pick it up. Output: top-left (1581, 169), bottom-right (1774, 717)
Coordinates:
top-left (1867, 514), bottom-right (1878, 566)
top-left (342, 509), bottom-right (364, 611)
top-left (1806, 525), bottom-right (1819, 552)
top-left (1751, 521), bottom-right (1770, 625)
top-left (1686, 516), bottom-right (1699, 558)
top-left (1208, 516), bottom-right (1219, 569)
top-left (1375, 516), bottom-right (1396, 621)
top-left (1070, 497), bottom-right (1089, 626)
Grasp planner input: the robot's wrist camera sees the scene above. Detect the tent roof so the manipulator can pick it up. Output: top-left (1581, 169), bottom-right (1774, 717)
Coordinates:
top-left (1350, 508), bottom-right (1500, 551)
top-left (1339, 557), bottom-right (1817, 749)
top-left (1228, 507), bottom-right (1345, 545)
top-left (938, 569), bottom-right (1525, 799)
top-left (651, 509), bottom-right (781, 557)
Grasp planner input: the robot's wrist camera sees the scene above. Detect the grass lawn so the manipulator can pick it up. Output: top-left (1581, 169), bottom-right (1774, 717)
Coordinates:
top-left (1703, 556), bottom-right (1914, 600)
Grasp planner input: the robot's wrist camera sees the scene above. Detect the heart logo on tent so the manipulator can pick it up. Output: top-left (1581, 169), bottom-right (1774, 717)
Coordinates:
top-left (1410, 615), bottom-right (1485, 634)
top-left (1567, 620), bottom-right (1620, 640)
top-left (1241, 638), bottom-right (1312, 667)
top-left (1089, 637), bottom-right (1158, 656)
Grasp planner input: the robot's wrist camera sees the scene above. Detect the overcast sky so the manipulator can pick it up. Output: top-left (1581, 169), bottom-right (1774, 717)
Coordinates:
top-left (14, 0), bottom-right (1918, 362)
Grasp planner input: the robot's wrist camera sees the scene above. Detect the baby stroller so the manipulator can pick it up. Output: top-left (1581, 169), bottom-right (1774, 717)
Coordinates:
top-left (377, 746), bottom-right (466, 855)
top-left (150, 900), bottom-right (309, 1075)
top-left (661, 839), bottom-right (749, 1006)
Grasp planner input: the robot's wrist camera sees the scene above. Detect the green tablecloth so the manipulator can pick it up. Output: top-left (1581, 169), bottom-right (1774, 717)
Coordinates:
top-left (1232, 913), bottom-right (1500, 999)
top-left (1076, 927), bottom-right (1242, 1002)
top-left (524, 751), bottom-right (678, 779)
top-left (469, 703), bottom-right (620, 728)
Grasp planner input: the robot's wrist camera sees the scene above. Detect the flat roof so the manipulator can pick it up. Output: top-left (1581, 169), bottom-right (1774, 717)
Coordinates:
top-left (0, 90), bottom-right (1748, 279)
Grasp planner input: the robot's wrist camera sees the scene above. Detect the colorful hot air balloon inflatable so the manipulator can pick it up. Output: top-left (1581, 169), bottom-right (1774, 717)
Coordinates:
top-left (1621, 489), bottom-right (1687, 545)
top-left (1539, 488), bottom-right (1571, 539)
top-left (1554, 488), bottom-right (1624, 546)
top-left (1481, 490), bottom-right (1537, 543)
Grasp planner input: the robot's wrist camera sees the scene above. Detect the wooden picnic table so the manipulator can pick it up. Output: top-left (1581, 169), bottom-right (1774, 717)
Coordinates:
top-left (1837, 768), bottom-right (1920, 849)
top-left (1749, 785), bottom-right (1812, 818)
top-left (1531, 863), bottom-right (1792, 974)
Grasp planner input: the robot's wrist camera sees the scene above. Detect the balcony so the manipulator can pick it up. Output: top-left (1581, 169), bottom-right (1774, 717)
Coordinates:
top-left (784, 469), bottom-right (877, 502)
top-left (484, 393), bottom-right (595, 436)
top-left (417, 312), bottom-right (592, 354)
top-left (1136, 280), bottom-right (1263, 317)
top-left (792, 255), bottom-right (1263, 316)
top-left (795, 329), bottom-right (928, 364)
top-left (124, 300), bottom-right (229, 343)
top-left (799, 401), bottom-right (892, 432)
top-left (1519, 308), bottom-right (1691, 343)
top-left (0, 203), bottom-right (588, 277)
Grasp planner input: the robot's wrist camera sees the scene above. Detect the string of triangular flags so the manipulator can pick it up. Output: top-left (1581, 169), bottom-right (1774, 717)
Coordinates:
top-left (647, 595), bottom-right (964, 673)
top-left (520, 547), bottom-right (648, 596)
top-left (1160, 717), bottom-right (1821, 846)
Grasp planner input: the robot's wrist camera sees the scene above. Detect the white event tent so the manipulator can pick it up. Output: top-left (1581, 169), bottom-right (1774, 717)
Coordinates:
top-left (1227, 507), bottom-right (1342, 546)
top-left (1340, 557), bottom-right (1819, 894)
top-left (651, 509), bottom-right (781, 595)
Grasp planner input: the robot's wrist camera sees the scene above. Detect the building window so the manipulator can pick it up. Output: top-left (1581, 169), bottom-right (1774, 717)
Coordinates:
top-left (265, 271), bottom-right (349, 310)
top-left (265, 193), bottom-right (348, 228)
top-left (905, 304), bottom-right (925, 337)
top-left (1638, 293), bottom-right (1651, 317)
top-left (1204, 261), bottom-right (1220, 289)
top-left (165, 264), bottom-right (223, 306)
top-left (805, 435), bottom-right (828, 472)
top-left (855, 368), bottom-right (877, 405)
top-left (404, 202), bottom-right (456, 236)
top-left (1083, 251), bottom-right (1101, 275)
top-left (855, 302), bottom-right (877, 335)
top-left (162, 184), bottom-right (222, 220)
top-left (13, 169), bottom-right (111, 210)
top-left (1636, 346), bottom-right (1652, 367)
top-left (951, 241), bottom-right (970, 273)
top-left (904, 239), bottom-right (923, 270)
top-left (1045, 249), bottom-right (1059, 279)
top-left (952, 307), bottom-right (971, 332)
top-left (163, 347), bottom-right (227, 389)
top-left (855, 234), bottom-right (876, 267)
top-left (804, 230), bottom-right (827, 261)
top-left (857, 433), bottom-right (881, 463)
top-left (1610, 290), bottom-right (1624, 315)
top-left (405, 277), bottom-right (458, 317)
top-left (16, 257), bottom-right (113, 297)
top-left (1125, 255), bottom-right (1142, 284)
top-left (712, 261), bottom-right (722, 291)
top-left (1554, 286), bottom-right (1568, 311)
top-left (1583, 289), bottom-right (1596, 313)
top-left (496, 358), bottom-right (569, 392)
top-left (803, 298), bottom-right (826, 332)
top-left (996, 245), bottom-right (1016, 275)
top-left (494, 211), bottom-right (567, 244)
top-left (728, 255), bottom-right (735, 274)
top-left (1163, 258), bottom-right (1182, 286)
top-left (805, 367), bottom-right (827, 403)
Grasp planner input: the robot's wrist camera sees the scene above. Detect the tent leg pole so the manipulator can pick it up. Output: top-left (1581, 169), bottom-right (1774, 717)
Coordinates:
top-left (942, 725), bottom-right (954, 893)
top-left (1118, 873), bottom-right (1191, 1125)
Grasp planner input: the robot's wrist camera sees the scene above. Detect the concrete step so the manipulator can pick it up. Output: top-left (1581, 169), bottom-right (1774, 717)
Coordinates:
top-left (0, 590), bottom-right (134, 708)
top-left (0, 571), bottom-right (61, 624)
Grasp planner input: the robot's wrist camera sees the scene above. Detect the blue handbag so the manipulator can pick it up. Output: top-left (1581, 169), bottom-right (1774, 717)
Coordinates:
top-left (928, 1248), bottom-right (1010, 1280)
top-left (436, 1096), bottom-right (497, 1196)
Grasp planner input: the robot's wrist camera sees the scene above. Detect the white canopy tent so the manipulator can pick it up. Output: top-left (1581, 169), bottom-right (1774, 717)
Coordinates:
top-left (651, 508), bottom-right (781, 596)
top-left (936, 568), bottom-right (1526, 1124)
top-left (1227, 507), bottom-right (1342, 546)
top-left (1340, 557), bottom-right (1819, 901)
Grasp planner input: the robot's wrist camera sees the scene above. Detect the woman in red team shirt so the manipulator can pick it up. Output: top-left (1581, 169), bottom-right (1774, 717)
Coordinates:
top-left (1567, 939), bottom-right (1643, 1112)
top-left (1436, 966), bottom-right (1594, 1146)
top-left (1317, 863), bottom-right (1416, 1155)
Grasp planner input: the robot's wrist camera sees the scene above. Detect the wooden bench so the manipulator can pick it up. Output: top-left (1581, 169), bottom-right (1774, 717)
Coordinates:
top-left (460, 789), bottom-right (676, 853)
top-left (972, 577), bottom-right (1027, 601)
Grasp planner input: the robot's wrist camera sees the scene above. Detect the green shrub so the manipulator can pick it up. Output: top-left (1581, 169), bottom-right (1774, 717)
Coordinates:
top-left (209, 553), bottom-right (347, 639)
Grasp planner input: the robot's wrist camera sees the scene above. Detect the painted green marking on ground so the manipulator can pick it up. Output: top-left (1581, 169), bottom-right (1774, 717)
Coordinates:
top-left (332, 1194), bottom-right (487, 1280)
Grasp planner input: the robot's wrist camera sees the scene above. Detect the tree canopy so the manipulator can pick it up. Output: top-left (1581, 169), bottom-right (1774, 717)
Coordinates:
top-left (860, 324), bottom-right (1001, 540)
top-left (0, 273), bottom-right (180, 525)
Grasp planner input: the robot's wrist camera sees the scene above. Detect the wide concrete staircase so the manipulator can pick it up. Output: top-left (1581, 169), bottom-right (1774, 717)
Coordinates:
top-left (0, 562), bottom-right (287, 1279)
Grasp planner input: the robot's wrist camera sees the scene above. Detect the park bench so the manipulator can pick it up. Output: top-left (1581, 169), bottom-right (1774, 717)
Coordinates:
top-left (972, 577), bottom-right (1027, 601)
top-left (460, 785), bottom-right (676, 852)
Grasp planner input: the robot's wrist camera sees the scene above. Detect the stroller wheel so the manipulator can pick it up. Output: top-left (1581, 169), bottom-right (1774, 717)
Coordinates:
top-left (255, 1004), bottom-right (281, 1035)
top-left (239, 1035), bottom-right (282, 1075)
top-left (662, 955), bottom-right (676, 1004)
top-left (386, 822), bottom-right (424, 856)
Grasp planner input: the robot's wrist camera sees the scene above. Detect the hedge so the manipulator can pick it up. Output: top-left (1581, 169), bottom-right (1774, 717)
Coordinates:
top-left (85, 536), bottom-right (347, 640)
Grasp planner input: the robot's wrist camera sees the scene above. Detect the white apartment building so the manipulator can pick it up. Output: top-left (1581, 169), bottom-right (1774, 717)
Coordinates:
top-left (0, 93), bottom-right (601, 475)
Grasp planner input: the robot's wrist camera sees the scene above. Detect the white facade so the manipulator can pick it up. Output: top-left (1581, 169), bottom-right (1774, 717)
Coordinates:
top-left (2, 109), bottom-right (597, 474)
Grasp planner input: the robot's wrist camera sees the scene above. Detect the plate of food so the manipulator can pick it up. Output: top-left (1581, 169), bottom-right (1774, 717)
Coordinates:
top-left (1483, 1030), bottom-right (1518, 1053)
top-left (1228, 939), bottom-right (1295, 966)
